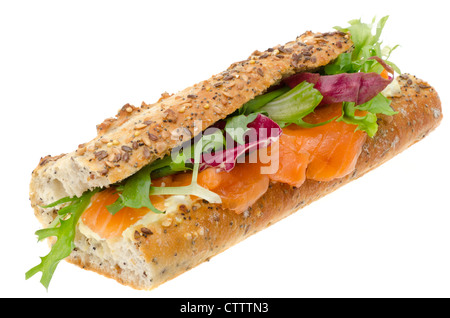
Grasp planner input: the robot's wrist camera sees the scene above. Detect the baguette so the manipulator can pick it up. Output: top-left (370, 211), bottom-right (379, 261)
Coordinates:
top-left (28, 29), bottom-right (442, 290)
top-left (70, 74), bottom-right (443, 289)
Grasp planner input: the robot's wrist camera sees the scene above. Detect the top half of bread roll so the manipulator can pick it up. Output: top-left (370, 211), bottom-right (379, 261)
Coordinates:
top-left (30, 31), bottom-right (353, 204)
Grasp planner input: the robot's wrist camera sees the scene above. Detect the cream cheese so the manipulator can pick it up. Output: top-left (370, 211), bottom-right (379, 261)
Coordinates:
top-left (79, 194), bottom-right (194, 243)
top-left (382, 78), bottom-right (402, 98)
top-left (121, 195), bottom-right (193, 241)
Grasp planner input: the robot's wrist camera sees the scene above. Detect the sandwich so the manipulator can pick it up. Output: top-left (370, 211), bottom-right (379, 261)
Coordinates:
top-left (26, 16), bottom-right (443, 290)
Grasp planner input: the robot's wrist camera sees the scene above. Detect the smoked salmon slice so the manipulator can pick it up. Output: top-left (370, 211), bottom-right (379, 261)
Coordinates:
top-left (281, 103), bottom-right (367, 182)
top-left (265, 134), bottom-right (310, 188)
top-left (81, 188), bottom-right (154, 239)
top-left (197, 162), bottom-right (270, 214)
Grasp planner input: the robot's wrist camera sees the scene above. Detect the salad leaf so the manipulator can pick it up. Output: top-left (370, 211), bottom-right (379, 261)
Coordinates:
top-left (323, 52), bottom-right (354, 75)
top-left (325, 16), bottom-right (401, 75)
top-left (26, 189), bottom-right (98, 289)
top-left (340, 16), bottom-right (388, 60)
top-left (200, 128), bottom-right (227, 154)
top-left (239, 86), bottom-right (290, 115)
top-left (149, 140), bottom-right (222, 203)
top-left (355, 92), bottom-right (397, 116)
top-left (338, 93), bottom-right (397, 137)
top-left (200, 114), bottom-right (282, 172)
top-left (259, 81), bottom-right (324, 128)
top-left (225, 113), bottom-right (258, 145)
top-left (162, 128), bottom-right (226, 175)
top-left (106, 165), bottom-right (164, 215)
top-left (40, 196), bottom-right (80, 208)
top-left (150, 129), bottom-right (226, 180)
top-left (285, 71), bottom-right (393, 106)
top-left (339, 102), bottom-right (378, 137)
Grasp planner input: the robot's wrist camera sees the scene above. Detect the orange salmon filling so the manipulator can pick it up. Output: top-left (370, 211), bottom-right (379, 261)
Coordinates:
top-left (81, 188), bottom-right (150, 239)
top-left (82, 102), bottom-right (366, 239)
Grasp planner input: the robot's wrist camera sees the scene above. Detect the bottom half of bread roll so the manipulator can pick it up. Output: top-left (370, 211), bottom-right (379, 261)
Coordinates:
top-left (33, 74), bottom-right (442, 290)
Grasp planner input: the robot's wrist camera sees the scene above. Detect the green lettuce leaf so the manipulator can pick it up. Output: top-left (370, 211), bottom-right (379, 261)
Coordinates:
top-left (338, 93), bottom-right (398, 137)
top-left (26, 189), bottom-right (98, 289)
top-left (325, 16), bottom-right (401, 75)
top-left (239, 86), bottom-right (290, 115)
top-left (40, 196), bottom-right (79, 209)
top-left (225, 113), bottom-right (258, 145)
top-left (106, 164), bottom-right (164, 215)
top-left (259, 81), bottom-right (324, 128)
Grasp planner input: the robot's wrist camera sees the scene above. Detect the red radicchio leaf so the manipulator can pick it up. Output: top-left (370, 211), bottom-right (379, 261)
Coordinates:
top-left (284, 62), bottom-right (393, 106)
top-left (199, 114), bottom-right (282, 172)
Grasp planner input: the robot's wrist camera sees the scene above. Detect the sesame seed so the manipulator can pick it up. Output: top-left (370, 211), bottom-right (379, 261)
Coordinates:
top-left (105, 161), bottom-right (115, 168)
top-left (77, 147), bottom-right (87, 155)
top-left (155, 141), bottom-right (167, 154)
top-left (135, 123), bottom-right (147, 130)
top-left (161, 218), bottom-right (172, 227)
top-left (141, 133), bottom-right (151, 146)
top-left (222, 91), bottom-right (233, 98)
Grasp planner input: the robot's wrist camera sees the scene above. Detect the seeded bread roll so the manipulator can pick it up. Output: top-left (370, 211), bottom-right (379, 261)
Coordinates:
top-left (29, 31), bottom-right (352, 210)
top-left (34, 74), bottom-right (442, 290)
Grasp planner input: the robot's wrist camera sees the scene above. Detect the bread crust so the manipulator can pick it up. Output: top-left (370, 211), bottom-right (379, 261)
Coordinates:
top-left (29, 31), bottom-right (352, 204)
top-left (63, 74), bottom-right (442, 290)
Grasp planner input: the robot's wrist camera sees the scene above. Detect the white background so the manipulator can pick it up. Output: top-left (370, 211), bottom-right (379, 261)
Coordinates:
top-left (1, 0), bottom-right (449, 298)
